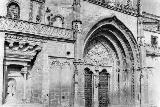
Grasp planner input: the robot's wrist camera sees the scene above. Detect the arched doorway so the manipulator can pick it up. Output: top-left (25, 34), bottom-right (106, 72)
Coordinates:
top-left (84, 36), bottom-right (116, 107)
top-left (83, 16), bottom-right (139, 106)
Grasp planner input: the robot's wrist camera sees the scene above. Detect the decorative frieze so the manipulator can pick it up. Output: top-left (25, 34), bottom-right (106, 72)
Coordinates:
top-left (84, 0), bottom-right (138, 16)
top-left (5, 34), bottom-right (46, 44)
top-left (142, 12), bottom-right (160, 33)
top-left (31, 0), bottom-right (45, 3)
top-left (0, 17), bottom-right (73, 39)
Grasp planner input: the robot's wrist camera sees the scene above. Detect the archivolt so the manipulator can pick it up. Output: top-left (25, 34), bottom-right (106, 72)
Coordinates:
top-left (83, 16), bottom-right (140, 68)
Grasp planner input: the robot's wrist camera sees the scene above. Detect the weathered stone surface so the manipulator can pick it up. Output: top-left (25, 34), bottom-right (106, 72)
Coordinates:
top-left (0, 0), bottom-right (160, 107)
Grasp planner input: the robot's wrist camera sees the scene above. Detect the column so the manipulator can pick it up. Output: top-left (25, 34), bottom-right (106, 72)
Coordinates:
top-left (73, 61), bottom-right (80, 107)
top-left (3, 65), bottom-right (8, 104)
top-left (94, 69), bottom-right (99, 107)
top-left (73, 60), bottom-right (84, 107)
top-left (21, 66), bottom-right (28, 102)
top-left (0, 32), bottom-right (5, 105)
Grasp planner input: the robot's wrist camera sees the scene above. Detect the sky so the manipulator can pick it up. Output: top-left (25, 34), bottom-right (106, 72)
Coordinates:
top-left (142, 0), bottom-right (160, 16)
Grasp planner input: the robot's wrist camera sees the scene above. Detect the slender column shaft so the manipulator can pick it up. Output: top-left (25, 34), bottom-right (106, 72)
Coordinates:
top-left (3, 65), bottom-right (8, 103)
top-left (94, 70), bottom-right (99, 107)
top-left (23, 73), bottom-right (27, 100)
top-left (21, 67), bottom-right (28, 101)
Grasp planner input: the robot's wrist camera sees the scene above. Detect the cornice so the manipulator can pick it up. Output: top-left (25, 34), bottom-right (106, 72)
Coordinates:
top-left (145, 44), bottom-right (160, 57)
top-left (84, 0), bottom-right (138, 17)
top-left (142, 12), bottom-right (160, 20)
top-left (31, 0), bottom-right (45, 3)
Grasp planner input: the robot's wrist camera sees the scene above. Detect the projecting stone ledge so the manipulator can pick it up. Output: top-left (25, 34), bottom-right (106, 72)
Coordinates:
top-left (0, 16), bottom-right (73, 40)
top-left (145, 44), bottom-right (160, 57)
top-left (2, 104), bottom-right (43, 107)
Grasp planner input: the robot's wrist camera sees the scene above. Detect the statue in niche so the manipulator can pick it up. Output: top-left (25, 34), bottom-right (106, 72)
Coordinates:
top-left (52, 15), bottom-right (64, 28)
top-left (5, 78), bottom-right (18, 104)
top-left (7, 2), bottom-right (20, 19)
top-left (45, 7), bottom-right (64, 28)
top-left (47, 14), bottom-right (64, 28)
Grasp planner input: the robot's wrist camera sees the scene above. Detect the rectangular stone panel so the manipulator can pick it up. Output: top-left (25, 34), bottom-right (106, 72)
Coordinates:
top-left (49, 58), bottom-right (73, 107)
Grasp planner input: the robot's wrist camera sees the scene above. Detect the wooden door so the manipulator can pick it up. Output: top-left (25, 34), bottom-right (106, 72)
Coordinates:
top-left (84, 68), bottom-right (93, 107)
top-left (99, 70), bottom-right (109, 107)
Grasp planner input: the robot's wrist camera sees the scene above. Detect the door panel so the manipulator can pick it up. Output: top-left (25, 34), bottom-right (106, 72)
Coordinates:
top-left (84, 69), bottom-right (93, 107)
top-left (99, 71), bottom-right (109, 107)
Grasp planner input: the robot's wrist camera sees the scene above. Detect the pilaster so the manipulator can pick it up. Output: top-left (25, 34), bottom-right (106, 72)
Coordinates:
top-left (0, 32), bottom-right (5, 105)
top-left (42, 48), bottom-right (49, 107)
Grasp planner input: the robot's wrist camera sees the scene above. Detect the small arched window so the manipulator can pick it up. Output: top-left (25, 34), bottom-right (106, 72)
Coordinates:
top-left (7, 2), bottom-right (20, 19)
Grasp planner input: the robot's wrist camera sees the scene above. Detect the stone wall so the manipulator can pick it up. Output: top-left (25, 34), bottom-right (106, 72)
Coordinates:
top-left (30, 50), bottom-right (44, 103)
top-left (143, 30), bottom-right (160, 107)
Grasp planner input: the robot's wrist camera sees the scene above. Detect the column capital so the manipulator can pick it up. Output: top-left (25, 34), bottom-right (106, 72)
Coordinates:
top-left (73, 59), bottom-right (84, 65)
top-left (21, 66), bottom-right (28, 74)
top-left (95, 66), bottom-right (100, 72)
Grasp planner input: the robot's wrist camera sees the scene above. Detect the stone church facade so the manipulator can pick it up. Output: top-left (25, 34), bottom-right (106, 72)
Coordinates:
top-left (0, 0), bottom-right (159, 107)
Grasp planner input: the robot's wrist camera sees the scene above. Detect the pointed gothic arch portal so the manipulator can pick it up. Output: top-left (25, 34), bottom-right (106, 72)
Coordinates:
top-left (83, 16), bottom-right (139, 106)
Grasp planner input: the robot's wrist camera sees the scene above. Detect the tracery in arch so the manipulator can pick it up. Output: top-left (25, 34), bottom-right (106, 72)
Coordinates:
top-left (84, 37), bottom-right (117, 67)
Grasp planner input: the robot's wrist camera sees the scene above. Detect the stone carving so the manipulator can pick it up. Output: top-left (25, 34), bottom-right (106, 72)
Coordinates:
top-left (0, 17), bottom-right (73, 39)
top-left (83, 16), bottom-right (140, 104)
top-left (84, 42), bottom-right (115, 67)
top-left (84, 0), bottom-right (138, 16)
top-left (31, 0), bottom-right (45, 3)
top-left (5, 37), bottom-right (42, 61)
top-left (52, 15), bottom-right (64, 28)
top-left (7, 2), bottom-right (20, 19)
top-left (112, 16), bottom-right (139, 69)
top-left (46, 14), bottom-right (64, 28)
